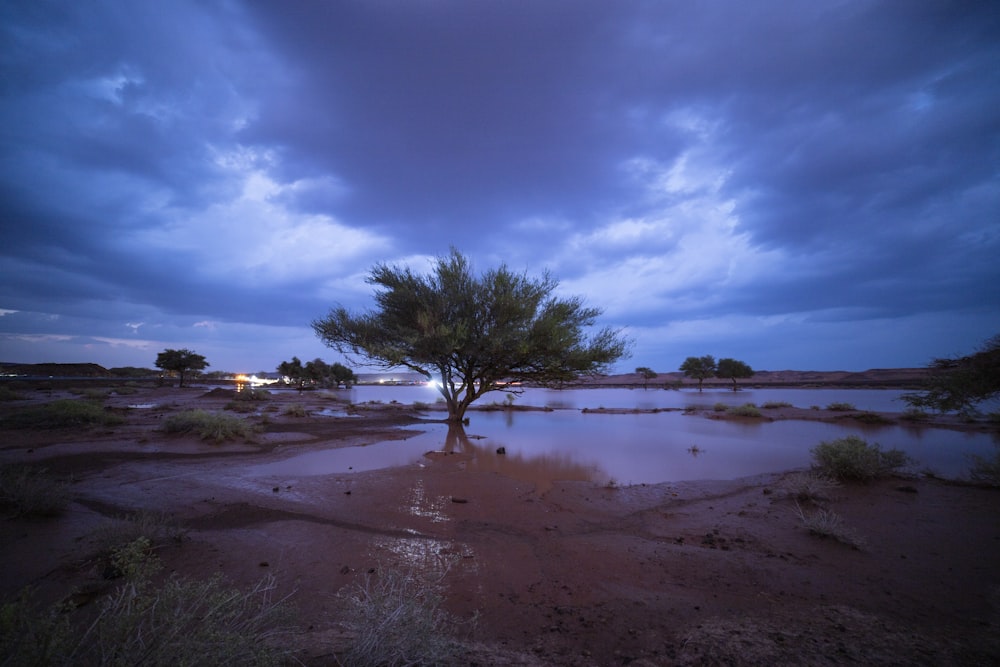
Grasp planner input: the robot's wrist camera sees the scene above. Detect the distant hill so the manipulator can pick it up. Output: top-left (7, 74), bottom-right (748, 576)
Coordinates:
top-left (0, 362), bottom-right (112, 378)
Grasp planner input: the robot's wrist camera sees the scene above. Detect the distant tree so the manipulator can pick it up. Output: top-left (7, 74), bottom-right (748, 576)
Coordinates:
top-left (155, 349), bottom-right (208, 388)
top-left (312, 249), bottom-right (630, 423)
top-left (327, 361), bottom-right (358, 388)
top-left (635, 366), bottom-right (658, 389)
top-left (902, 334), bottom-right (1000, 414)
top-left (277, 356), bottom-right (309, 390)
top-left (680, 355), bottom-right (716, 392)
top-left (716, 358), bottom-right (754, 391)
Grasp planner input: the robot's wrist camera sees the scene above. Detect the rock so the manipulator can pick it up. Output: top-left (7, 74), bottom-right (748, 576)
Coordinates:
top-left (451, 496), bottom-right (469, 504)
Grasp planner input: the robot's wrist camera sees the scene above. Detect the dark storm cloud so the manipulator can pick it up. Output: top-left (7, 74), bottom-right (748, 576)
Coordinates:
top-left (0, 0), bottom-right (998, 371)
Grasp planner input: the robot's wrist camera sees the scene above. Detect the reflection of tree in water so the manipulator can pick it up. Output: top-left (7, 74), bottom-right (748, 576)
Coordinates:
top-left (441, 425), bottom-right (609, 493)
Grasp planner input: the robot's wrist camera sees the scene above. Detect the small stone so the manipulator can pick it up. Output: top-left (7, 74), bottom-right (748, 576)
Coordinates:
top-left (340, 565), bottom-right (351, 574)
top-left (451, 497), bottom-right (469, 504)
top-left (272, 486), bottom-right (279, 493)
top-left (259, 561), bottom-right (269, 567)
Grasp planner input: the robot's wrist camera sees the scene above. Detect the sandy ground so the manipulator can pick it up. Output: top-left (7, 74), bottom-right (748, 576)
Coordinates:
top-left (1, 385), bottom-right (999, 665)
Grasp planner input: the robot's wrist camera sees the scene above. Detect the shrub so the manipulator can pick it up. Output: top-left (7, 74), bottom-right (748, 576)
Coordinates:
top-left (411, 401), bottom-right (430, 411)
top-left (2, 399), bottom-right (125, 429)
top-left (794, 503), bottom-right (866, 549)
top-left (342, 565), bottom-right (467, 666)
top-left (712, 402), bottom-right (727, 412)
top-left (726, 403), bottom-right (762, 418)
top-left (900, 408), bottom-right (929, 422)
top-left (90, 510), bottom-right (187, 556)
top-left (811, 435), bottom-right (910, 482)
top-left (0, 545), bottom-right (294, 666)
top-left (233, 388), bottom-right (271, 402)
top-left (852, 411), bottom-right (893, 425)
top-left (0, 466), bottom-right (71, 517)
top-left (282, 403), bottom-right (309, 417)
top-left (826, 402), bottom-right (856, 411)
top-left (780, 471), bottom-right (840, 503)
top-left (162, 410), bottom-right (253, 443)
top-left (762, 401), bottom-right (793, 409)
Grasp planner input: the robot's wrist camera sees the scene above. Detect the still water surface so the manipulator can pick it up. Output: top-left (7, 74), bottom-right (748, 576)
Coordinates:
top-left (254, 387), bottom-right (998, 487)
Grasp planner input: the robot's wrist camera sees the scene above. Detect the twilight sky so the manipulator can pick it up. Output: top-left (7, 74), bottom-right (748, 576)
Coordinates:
top-left (1, 1), bottom-right (998, 374)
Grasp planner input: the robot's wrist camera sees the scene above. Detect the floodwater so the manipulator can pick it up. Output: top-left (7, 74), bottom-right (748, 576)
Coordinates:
top-left (254, 387), bottom-right (998, 487)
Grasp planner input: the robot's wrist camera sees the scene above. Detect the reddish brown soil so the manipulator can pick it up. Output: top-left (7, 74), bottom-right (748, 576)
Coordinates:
top-left (2, 386), bottom-right (998, 665)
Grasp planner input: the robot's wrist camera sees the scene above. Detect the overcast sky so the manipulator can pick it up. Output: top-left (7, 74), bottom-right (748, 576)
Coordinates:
top-left (1, 1), bottom-right (998, 375)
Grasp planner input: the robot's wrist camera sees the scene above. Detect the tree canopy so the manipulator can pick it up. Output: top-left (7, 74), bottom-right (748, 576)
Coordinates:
top-left (902, 334), bottom-right (1000, 414)
top-left (635, 366), bottom-right (658, 389)
top-left (278, 357), bottom-right (357, 389)
top-left (680, 355), bottom-right (716, 391)
top-left (716, 358), bottom-right (754, 391)
top-left (154, 349), bottom-right (208, 388)
top-left (312, 249), bottom-right (630, 423)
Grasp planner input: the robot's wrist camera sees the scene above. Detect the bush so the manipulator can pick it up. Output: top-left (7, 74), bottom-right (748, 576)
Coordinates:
top-left (779, 471), bottom-right (840, 503)
top-left (233, 388), bottom-right (271, 402)
top-left (282, 403), bottom-right (309, 417)
top-left (90, 509), bottom-right (187, 557)
top-left (794, 503), bottom-right (866, 549)
top-left (0, 544), bottom-right (294, 666)
top-left (162, 410), bottom-right (253, 443)
top-left (342, 565), bottom-right (468, 666)
top-left (0, 466), bottom-right (71, 517)
top-left (2, 399), bottom-right (125, 429)
top-left (811, 435), bottom-right (910, 482)
top-left (900, 408), bottom-right (929, 422)
top-left (826, 402), bottom-right (856, 411)
top-left (852, 411), bottom-right (893, 425)
top-left (712, 402), bottom-right (728, 412)
top-left (412, 401), bottom-right (430, 411)
top-left (726, 403), bottom-right (762, 418)
top-left (762, 401), bottom-right (793, 409)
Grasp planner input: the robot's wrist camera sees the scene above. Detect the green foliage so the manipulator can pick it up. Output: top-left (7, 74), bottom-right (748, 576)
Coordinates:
top-left (0, 465), bottom-right (71, 517)
top-left (811, 435), bottom-right (910, 482)
top-left (903, 333), bottom-right (1000, 414)
top-left (680, 355), bottom-right (716, 391)
top-left (342, 565), bottom-right (466, 667)
top-left (227, 388), bottom-right (271, 412)
top-left (780, 472), bottom-right (840, 503)
top-left (162, 410), bottom-right (253, 442)
top-left (762, 401), bottom-right (793, 409)
top-left (2, 399), bottom-right (125, 429)
top-left (90, 510), bottom-right (187, 557)
top-left (278, 356), bottom-right (357, 389)
top-left (712, 402), bottom-right (728, 412)
top-left (635, 366), bottom-right (658, 388)
top-left (155, 348), bottom-right (209, 388)
top-left (716, 357), bottom-right (753, 391)
top-left (726, 403), bottom-right (762, 418)
top-left (313, 249), bottom-right (630, 422)
top-left (826, 402), bottom-right (856, 411)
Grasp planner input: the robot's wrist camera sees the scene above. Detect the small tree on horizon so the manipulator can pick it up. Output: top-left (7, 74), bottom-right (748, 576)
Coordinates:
top-left (635, 366), bottom-right (658, 389)
top-left (680, 355), bottom-right (716, 392)
top-left (312, 249), bottom-right (631, 423)
top-left (155, 349), bottom-right (208, 388)
top-left (716, 358), bottom-right (754, 391)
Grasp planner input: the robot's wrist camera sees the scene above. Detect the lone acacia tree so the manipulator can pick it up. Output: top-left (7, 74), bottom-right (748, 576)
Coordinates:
top-left (312, 250), bottom-right (630, 423)
top-left (155, 348), bottom-right (208, 388)
top-left (680, 355), bottom-right (716, 391)
top-left (902, 334), bottom-right (1000, 414)
top-left (635, 366), bottom-right (658, 389)
top-left (716, 358), bottom-right (754, 391)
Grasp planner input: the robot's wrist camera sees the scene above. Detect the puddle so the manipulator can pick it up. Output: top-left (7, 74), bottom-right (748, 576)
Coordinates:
top-left (251, 433), bottom-right (431, 476)
top-left (127, 403), bottom-right (157, 409)
top-left (315, 408), bottom-right (360, 418)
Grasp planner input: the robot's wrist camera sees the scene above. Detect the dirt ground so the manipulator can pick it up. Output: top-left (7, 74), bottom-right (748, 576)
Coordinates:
top-left (2, 385), bottom-right (999, 665)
